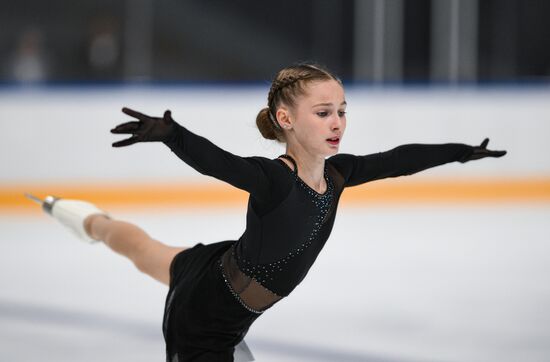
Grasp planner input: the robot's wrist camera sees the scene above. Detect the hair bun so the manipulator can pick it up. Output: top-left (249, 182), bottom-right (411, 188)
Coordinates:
top-left (256, 107), bottom-right (280, 141)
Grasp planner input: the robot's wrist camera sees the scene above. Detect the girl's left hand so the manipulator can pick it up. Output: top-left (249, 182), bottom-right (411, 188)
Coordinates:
top-left (459, 138), bottom-right (507, 163)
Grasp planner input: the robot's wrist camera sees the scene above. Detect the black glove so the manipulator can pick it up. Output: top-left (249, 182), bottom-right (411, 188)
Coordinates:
top-left (111, 107), bottom-right (177, 147)
top-left (459, 138), bottom-right (507, 163)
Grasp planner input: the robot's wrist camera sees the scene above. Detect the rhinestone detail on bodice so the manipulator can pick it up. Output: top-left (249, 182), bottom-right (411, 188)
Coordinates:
top-left (239, 160), bottom-right (334, 278)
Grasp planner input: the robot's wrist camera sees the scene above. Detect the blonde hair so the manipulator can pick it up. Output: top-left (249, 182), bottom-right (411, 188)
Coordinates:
top-left (256, 63), bottom-right (341, 143)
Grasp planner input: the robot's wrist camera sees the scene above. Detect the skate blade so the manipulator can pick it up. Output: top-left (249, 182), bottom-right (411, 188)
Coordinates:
top-left (24, 193), bottom-right (44, 205)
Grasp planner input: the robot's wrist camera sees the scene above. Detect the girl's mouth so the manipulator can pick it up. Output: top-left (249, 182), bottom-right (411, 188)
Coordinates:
top-left (327, 137), bottom-right (340, 145)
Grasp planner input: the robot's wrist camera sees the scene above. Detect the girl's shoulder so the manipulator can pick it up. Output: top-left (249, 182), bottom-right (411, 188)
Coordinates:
top-left (245, 155), bottom-right (296, 175)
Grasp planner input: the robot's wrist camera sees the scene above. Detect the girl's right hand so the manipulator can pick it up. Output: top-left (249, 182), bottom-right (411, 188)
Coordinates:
top-left (111, 107), bottom-right (177, 147)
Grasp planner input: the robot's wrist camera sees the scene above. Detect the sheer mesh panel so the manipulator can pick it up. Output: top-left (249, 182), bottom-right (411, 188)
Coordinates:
top-left (220, 245), bottom-right (282, 313)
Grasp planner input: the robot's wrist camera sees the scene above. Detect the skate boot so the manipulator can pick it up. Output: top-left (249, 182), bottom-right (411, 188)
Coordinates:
top-left (26, 194), bottom-right (111, 243)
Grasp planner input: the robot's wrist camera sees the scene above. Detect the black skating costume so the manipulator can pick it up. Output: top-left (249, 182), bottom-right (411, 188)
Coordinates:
top-left (161, 122), bottom-right (474, 361)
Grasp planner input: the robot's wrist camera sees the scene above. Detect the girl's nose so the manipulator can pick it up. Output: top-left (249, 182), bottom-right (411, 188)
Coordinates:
top-left (331, 115), bottom-right (342, 130)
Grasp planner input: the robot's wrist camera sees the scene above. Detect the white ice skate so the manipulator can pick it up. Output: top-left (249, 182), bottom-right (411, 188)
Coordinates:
top-left (25, 193), bottom-right (110, 243)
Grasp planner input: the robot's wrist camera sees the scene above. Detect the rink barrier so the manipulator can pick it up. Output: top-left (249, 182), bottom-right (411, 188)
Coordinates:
top-left (2, 177), bottom-right (550, 213)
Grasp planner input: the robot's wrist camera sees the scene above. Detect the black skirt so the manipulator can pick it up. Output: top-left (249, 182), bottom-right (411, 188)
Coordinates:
top-left (163, 240), bottom-right (261, 361)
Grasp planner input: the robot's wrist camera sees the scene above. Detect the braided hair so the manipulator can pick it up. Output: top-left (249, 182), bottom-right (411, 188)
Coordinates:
top-left (256, 63), bottom-right (341, 143)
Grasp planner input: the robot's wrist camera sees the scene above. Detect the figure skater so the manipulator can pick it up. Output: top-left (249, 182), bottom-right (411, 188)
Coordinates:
top-left (33, 63), bottom-right (506, 361)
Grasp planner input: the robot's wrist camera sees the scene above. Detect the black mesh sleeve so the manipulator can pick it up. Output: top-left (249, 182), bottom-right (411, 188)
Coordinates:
top-left (163, 123), bottom-right (272, 202)
top-left (328, 143), bottom-right (474, 187)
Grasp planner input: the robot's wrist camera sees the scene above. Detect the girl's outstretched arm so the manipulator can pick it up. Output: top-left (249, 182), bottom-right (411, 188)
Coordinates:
top-left (111, 107), bottom-right (272, 202)
top-left (328, 139), bottom-right (506, 187)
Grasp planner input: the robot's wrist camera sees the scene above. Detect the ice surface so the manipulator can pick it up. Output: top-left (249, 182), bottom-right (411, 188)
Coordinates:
top-left (1, 204), bottom-right (549, 362)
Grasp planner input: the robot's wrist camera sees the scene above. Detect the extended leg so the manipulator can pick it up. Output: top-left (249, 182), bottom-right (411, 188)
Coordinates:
top-left (84, 214), bottom-right (186, 286)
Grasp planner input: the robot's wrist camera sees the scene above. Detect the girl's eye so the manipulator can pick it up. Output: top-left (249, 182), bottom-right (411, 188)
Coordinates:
top-left (338, 111), bottom-right (347, 117)
top-left (316, 111), bottom-right (328, 117)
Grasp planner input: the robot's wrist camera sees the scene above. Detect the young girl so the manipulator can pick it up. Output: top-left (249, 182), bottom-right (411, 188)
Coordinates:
top-left (37, 63), bottom-right (506, 361)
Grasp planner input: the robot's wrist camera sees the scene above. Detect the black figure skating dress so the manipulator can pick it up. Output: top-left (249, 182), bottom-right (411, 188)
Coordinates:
top-left (161, 123), bottom-right (474, 361)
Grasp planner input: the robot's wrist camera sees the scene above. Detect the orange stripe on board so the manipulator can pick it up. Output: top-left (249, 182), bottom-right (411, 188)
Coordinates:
top-left (2, 177), bottom-right (550, 214)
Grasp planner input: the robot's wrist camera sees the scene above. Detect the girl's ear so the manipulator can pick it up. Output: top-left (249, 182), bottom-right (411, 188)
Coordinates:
top-left (276, 107), bottom-right (292, 129)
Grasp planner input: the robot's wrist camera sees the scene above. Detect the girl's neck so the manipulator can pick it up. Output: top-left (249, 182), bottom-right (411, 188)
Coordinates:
top-left (283, 148), bottom-right (326, 191)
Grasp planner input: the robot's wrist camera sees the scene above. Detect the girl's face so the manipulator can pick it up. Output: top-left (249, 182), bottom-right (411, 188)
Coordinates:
top-left (284, 79), bottom-right (347, 157)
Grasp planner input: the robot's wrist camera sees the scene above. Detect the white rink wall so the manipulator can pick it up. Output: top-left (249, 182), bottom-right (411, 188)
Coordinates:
top-left (0, 85), bottom-right (549, 184)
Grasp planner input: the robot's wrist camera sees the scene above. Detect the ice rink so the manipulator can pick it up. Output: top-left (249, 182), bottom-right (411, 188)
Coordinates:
top-left (3, 0), bottom-right (550, 358)
top-left (1, 87), bottom-right (549, 361)
top-left (1, 202), bottom-right (549, 362)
